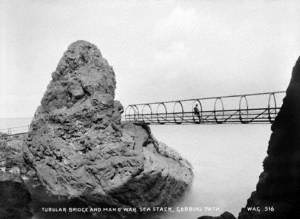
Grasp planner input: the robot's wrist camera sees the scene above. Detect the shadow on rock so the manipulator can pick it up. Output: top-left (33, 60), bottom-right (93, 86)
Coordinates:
top-left (0, 172), bottom-right (32, 219)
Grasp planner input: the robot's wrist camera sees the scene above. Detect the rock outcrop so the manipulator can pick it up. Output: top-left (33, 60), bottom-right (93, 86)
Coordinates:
top-left (0, 135), bottom-right (32, 219)
top-left (24, 40), bottom-right (193, 210)
top-left (0, 134), bottom-right (27, 175)
top-left (199, 57), bottom-right (300, 219)
top-left (199, 212), bottom-right (235, 219)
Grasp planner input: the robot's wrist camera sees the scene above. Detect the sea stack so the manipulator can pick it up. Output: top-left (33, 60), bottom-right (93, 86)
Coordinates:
top-left (24, 40), bottom-right (193, 209)
top-left (199, 57), bottom-right (300, 219)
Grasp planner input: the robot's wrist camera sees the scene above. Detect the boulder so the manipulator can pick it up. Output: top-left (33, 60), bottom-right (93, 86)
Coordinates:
top-left (24, 40), bottom-right (193, 210)
top-left (198, 57), bottom-right (300, 219)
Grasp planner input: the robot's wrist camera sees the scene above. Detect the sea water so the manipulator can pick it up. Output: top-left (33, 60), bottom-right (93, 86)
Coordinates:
top-left (151, 125), bottom-right (269, 218)
top-left (0, 118), bottom-right (270, 218)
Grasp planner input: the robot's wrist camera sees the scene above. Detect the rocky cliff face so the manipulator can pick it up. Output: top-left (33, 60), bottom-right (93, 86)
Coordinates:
top-left (199, 57), bottom-right (300, 219)
top-left (237, 57), bottom-right (300, 218)
top-left (24, 40), bottom-right (193, 209)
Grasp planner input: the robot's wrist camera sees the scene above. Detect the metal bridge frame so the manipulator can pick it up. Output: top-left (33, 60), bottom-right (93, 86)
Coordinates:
top-left (0, 91), bottom-right (286, 136)
top-left (0, 125), bottom-right (30, 136)
top-left (125, 91), bottom-right (285, 125)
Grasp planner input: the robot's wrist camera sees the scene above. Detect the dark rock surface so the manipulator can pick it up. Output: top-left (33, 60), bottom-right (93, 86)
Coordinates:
top-left (198, 212), bottom-right (235, 219)
top-left (0, 133), bottom-right (34, 218)
top-left (199, 57), bottom-right (300, 219)
top-left (0, 172), bottom-right (32, 219)
top-left (0, 134), bottom-right (27, 175)
top-left (24, 40), bottom-right (193, 209)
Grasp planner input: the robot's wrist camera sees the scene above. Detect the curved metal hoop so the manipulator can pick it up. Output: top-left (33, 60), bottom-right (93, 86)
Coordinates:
top-left (156, 103), bottom-right (168, 124)
top-left (192, 100), bottom-right (202, 124)
top-left (239, 95), bottom-right (249, 124)
top-left (173, 101), bottom-right (184, 124)
top-left (125, 105), bottom-right (137, 121)
top-left (141, 104), bottom-right (153, 123)
top-left (125, 105), bottom-right (131, 120)
top-left (214, 97), bottom-right (225, 124)
top-left (133, 105), bottom-right (140, 121)
top-left (268, 93), bottom-right (277, 123)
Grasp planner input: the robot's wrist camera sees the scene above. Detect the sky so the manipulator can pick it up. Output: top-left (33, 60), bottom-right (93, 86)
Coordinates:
top-left (1, 0), bottom-right (300, 118)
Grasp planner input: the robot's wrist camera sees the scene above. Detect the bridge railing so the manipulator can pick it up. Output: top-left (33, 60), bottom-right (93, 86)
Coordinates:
top-left (124, 91), bottom-right (285, 124)
top-left (0, 125), bottom-right (29, 136)
top-left (0, 91), bottom-right (286, 136)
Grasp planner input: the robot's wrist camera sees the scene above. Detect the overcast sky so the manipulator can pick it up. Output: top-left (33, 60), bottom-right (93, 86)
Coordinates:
top-left (1, 0), bottom-right (300, 118)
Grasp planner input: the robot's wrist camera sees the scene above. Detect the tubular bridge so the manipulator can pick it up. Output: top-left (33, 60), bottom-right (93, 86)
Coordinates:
top-left (124, 91), bottom-right (285, 125)
top-left (0, 91), bottom-right (286, 136)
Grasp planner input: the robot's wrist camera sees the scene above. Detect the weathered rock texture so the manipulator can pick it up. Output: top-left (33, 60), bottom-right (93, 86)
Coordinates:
top-left (199, 57), bottom-right (300, 219)
top-left (24, 40), bottom-right (193, 209)
top-left (0, 134), bottom-right (27, 175)
top-left (0, 135), bottom-right (32, 219)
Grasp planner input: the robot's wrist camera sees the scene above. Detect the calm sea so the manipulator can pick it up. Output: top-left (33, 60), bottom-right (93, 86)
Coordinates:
top-left (0, 118), bottom-right (270, 218)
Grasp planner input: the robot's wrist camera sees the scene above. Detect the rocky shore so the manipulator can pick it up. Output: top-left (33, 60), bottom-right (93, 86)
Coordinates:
top-left (0, 41), bottom-right (193, 218)
top-left (0, 133), bottom-right (32, 219)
